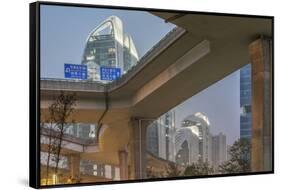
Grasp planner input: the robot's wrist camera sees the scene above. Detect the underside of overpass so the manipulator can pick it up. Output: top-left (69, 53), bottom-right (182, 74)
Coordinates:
top-left (40, 12), bottom-right (272, 184)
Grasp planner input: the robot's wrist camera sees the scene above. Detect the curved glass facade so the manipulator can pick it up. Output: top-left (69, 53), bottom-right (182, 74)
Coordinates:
top-left (81, 16), bottom-right (139, 82)
top-left (175, 127), bottom-right (199, 166)
top-left (181, 112), bottom-right (211, 163)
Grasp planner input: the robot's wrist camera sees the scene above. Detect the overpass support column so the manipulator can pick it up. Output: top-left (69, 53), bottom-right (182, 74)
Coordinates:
top-left (249, 37), bottom-right (272, 172)
top-left (131, 118), bottom-right (153, 179)
top-left (118, 150), bottom-right (128, 180)
top-left (68, 154), bottom-right (81, 183)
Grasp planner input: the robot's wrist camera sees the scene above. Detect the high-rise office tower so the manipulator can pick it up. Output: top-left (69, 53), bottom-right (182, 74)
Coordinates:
top-left (240, 64), bottom-right (252, 139)
top-left (211, 132), bottom-right (227, 168)
top-left (181, 112), bottom-right (211, 163)
top-left (175, 127), bottom-right (199, 166)
top-left (146, 110), bottom-right (176, 162)
top-left (82, 16), bottom-right (139, 82)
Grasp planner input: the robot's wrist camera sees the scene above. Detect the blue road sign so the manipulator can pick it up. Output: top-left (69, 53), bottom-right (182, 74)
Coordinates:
top-left (100, 67), bottom-right (121, 81)
top-left (64, 63), bottom-right (87, 80)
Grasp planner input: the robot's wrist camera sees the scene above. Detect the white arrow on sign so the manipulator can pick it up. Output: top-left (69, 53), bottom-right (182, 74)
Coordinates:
top-left (65, 68), bottom-right (70, 73)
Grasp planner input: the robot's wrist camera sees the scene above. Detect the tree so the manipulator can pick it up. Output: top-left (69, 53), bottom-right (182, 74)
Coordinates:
top-left (165, 163), bottom-right (183, 177)
top-left (183, 162), bottom-right (214, 176)
top-left (146, 166), bottom-right (163, 179)
top-left (40, 119), bottom-right (57, 185)
top-left (219, 138), bottom-right (251, 174)
top-left (40, 91), bottom-right (76, 185)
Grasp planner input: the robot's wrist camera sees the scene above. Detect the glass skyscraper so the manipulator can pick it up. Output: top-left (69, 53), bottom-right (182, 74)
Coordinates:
top-left (146, 111), bottom-right (176, 162)
top-left (211, 132), bottom-right (226, 168)
top-left (181, 112), bottom-right (211, 163)
top-left (240, 64), bottom-right (252, 139)
top-left (175, 127), bottom-right (199, 166)
top-left (81, 16), bottom-right (139, 82)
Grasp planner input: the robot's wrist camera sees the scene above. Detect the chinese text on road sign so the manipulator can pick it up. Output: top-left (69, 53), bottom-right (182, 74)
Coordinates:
top-left (100, 67), bottom-right (121, 81)
top-left (64, 63), bottom-right (87, 80)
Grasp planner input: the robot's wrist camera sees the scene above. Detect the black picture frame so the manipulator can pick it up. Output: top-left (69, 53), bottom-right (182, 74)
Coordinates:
top-left (30, 1), bottom-right (274, 188)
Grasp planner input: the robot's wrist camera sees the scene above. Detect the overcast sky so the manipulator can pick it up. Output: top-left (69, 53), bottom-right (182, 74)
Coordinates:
top-left (174, 71), bottom-right (240, 145)
top-left (40, 4), bottom-right (240, 145)
top-left (40, 5), bottom-right (175, 78)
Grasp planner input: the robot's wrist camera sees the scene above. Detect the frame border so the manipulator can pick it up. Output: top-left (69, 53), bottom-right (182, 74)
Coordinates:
top-left (29, 1), bottom-right (274, 189)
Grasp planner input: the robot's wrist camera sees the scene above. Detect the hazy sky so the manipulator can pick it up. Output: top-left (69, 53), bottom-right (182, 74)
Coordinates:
top-left (40, 5), bottom-right (240, 145)
top-left (174, 71), bottom-right (240, 145)
top-left (40, 5), bottom-right (175, 78)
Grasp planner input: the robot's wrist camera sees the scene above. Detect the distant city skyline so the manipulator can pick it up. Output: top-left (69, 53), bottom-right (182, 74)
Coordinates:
top-left (41, 5), bottom-right (240, 146)
top-left (174, 70), bottom-right (240, 145)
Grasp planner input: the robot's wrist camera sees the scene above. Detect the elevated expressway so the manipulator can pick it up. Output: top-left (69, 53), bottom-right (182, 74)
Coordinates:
top-left (40, 13), bottom-right (272, 180)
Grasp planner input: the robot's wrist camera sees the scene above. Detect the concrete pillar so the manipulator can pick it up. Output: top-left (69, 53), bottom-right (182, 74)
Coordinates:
top-left (68, 154), bottom-right (80, 182)
top-left (131, 118), bottom-right (153, 179)
top-left (249, 37), bottom-right (272, 172)
top-left (118, 150), bottom-right (128, 180)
